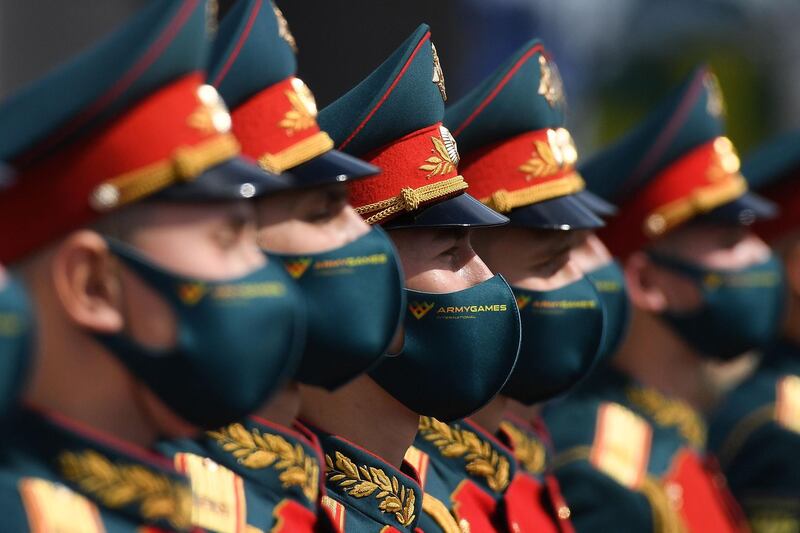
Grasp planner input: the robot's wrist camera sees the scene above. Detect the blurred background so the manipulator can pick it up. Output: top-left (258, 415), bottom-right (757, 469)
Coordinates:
top-left (2, 0), bottom-right (800, 158)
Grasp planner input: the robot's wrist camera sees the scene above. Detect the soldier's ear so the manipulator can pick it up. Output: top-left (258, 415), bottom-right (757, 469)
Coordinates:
top-left (50, 230), bottom-right (124, 334)
top-left (623, 251), bottom-right (669, 312)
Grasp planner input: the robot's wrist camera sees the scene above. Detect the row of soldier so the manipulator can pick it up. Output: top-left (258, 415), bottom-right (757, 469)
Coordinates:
top-left (0, 0), bottom-right (797, 531)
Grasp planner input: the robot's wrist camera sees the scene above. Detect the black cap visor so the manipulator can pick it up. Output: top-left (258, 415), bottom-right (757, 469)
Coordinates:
top-left (285, 148), bottom-right (379, 189)
top-left (153, 155), bottom-right (293, 202)
top-left (507, 193), bottom-right (604, 230)
top-left (700, 191), bottom-right (778, 226)
top-left (383, 192), bottom-right (509, 229)
top-left (575, 189), bottom-right (618, 217)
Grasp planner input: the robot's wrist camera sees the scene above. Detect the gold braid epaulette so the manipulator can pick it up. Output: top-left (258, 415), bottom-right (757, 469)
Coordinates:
top-left (481, 172), bottom-right (585, 213)
top-left (355, 176), bottom-right (468, 225)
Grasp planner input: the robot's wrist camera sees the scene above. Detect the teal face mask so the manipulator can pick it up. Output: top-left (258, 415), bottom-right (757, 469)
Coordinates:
top-left (272, 227), bottom-right (404, 390)
top-left (0, 276), bottom-right (34, 417)
top-left (95, 240), bottom-right (306, 428)
top-left (649, 252), bottom-right (785, 361)
top-left (369, 275), bottom-right (521, 422)
top-left (585, 260), bottom-right (631, 364)
top-left (502, 276), bottom-right (605, 405)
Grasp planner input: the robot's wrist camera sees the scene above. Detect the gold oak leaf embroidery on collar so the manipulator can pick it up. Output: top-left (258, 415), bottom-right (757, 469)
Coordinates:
top-left (626, 387), bottom-right (707, 449)
top-left (418, 417), bottom-right (510, 492)
top-left (58, 450), bottom-right (192, 529)
top-left (208, 422), bottom-right (319, 502)
top-left (499, 422), bottom-right (546, 475)
top-left (325, 451), bottom-right (416, 527)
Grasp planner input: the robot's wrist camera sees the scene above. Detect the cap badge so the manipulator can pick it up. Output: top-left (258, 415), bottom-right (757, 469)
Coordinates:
top-left (272, 2), bottom-right (298, 52)
top-left (704, 72), bottom-right (726, 118)
top-left (420, 126), bottom-right (459, 178)
top-left (279, 78), bottom-right (318, 135)
top-left (189, 84), bottom-right (232, 134)
top-left (538, 55), bottom-right (564, 108)
top-left (519, 128), bottom-right (577, 181)
top-left (431, 43), bottom-right (447, 102)
top-left (707, 136), bottom-right (740, 182)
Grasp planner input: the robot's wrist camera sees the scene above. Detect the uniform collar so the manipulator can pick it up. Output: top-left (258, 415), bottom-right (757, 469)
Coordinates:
top-left (303, 421), bottom-right (423, 532)
top-left (191, 416), bottom-right (323, 512)
top-left (497, 414), bottom-right (552, 478)
top-left (579, 364), bottom-right (707, 449)
top-left (8, 405), bottom-right (193, 530)
top-left (414, 416), bottom-right (516, 498)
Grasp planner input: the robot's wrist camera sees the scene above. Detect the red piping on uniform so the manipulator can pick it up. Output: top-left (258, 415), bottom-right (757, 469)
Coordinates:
top-left (452, 44), bottom-right (546, 138)
top-left (24, 402), bottom-right (179, 470)
top-left (17, 0), bottom-right (198, 165)
top-left (338, 32), bottom-right (432, 151)
top-left (212, 0), bottom-right (262, 87)
top-left (627, 70), bottom-right (706, 187)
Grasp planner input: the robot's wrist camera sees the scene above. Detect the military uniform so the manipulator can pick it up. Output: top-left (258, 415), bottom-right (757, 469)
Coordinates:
top-left (155, 2), bottom-right (377, 531)
top-left (0, 0), bottom-right (292, 530)
top-left (159, 417), bottom-right (332, 533)
top-left (0, 408), bottom-right (196, 532)
top-left (542, 66), bottom-right (774, 532)
top-left (545, 366), bottom-right (745, 532)
top-left (708, 129), bottom-right (800, 530)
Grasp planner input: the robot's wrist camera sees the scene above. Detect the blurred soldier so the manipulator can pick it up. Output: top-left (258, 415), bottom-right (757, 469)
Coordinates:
top-left (402, 39), bottom-right (609, 533)
top-left (0, 0), bottom-right (306, 529)
top-left (709, 129), bottom-right (800, 530)
top-left (300, 24), bottom-right (523, 532)
top-left (157, 2), bottom-right (408, 531)
top-left (544, 67), bottom-right (779, 532)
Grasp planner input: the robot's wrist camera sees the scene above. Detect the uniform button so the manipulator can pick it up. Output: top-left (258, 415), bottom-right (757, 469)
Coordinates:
top-left (665, 482), bottom-right (683, 510)
top-left (459, 518), bottom-right (471, 533)
top-left (557, 506), bottom-right (571, 520)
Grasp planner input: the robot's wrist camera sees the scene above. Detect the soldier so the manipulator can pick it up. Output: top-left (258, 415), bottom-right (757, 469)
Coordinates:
top-left (0, 0), bottom-right (306, 530)
top-left (398, 39), bottom-right (608, 533)
top-left (0, 264), bottom-right (33, 420)
top-left (157, 2), bottom-right (407, 531)
top-left (297, 24), bottom-right (523, 532)
top-left (709, 129), bottom-right (800, 530)
top-left (543, 66), bottom-right (782, 532)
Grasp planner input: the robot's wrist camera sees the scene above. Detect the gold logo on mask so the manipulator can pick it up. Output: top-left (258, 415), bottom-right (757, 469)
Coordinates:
top-left (178, 283), bottom-right (208, 305)
top-left (408, 301), bottom-right (435, 320)
top-left (284, 258), bottom-right (312, 279)
top-left (515, 295), bottom-right (531, 310)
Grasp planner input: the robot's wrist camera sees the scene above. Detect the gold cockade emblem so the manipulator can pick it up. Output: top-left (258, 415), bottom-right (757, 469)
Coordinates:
top-left (272, 2), bottom-right (298, 52)
top-left (279, 78), bottom-right (318, 135)
top-left (58, 450), bottom-right (193, 529)
top-left (419, 125), bottom-right (459, 179)
top-left (704, 72), bottom-right (726, 118)
top-left (208, 423), bottom-right (319, 502)
top-left (189, 84), bottom-right (232, 135)
top-left (538, 55), bottom-right (564, 108)
top-left (519, 127), bottom-right (578, 181)
top-left (431, 42), bottom-right (447, 101)
top-left (707, 136), bottom-right (740, 182)
top-left (325, 451), bottom-right (417, 526)
top-left (418, 417), bottom-right (510, 492)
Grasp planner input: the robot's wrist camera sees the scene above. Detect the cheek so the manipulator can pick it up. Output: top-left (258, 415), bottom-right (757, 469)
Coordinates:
top-left (122, 271), bottom-right (178, 349)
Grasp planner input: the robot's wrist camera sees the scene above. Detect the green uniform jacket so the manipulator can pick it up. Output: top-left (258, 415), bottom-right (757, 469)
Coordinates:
top-left (710, 339), bottom-right (800, 531)
top-left (159, 416), bottom-right (334, 532)
top-left (0, 407), bottom-right (197, 532)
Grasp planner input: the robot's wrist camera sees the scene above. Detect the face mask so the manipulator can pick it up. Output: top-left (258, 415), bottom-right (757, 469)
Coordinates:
top-left (272, 227), bottom-right (404, 390)
top-left (0, 276), bottom-right (34, 417)
top-left (368, 275), bottom-right (521, 422)
top-left (585, 260), bottom-right (631, 364)
top-left (502, 276), bottom-right (605, 405)
top-left (649, 252), bottom-right (785, 361)
top-left (95, 239), bottom-right (306, 428)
